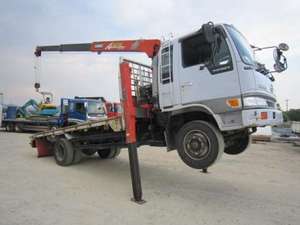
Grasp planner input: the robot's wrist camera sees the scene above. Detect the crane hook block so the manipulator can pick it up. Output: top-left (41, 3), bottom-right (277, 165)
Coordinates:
top-left (34, 82), bottom-right (40, 91)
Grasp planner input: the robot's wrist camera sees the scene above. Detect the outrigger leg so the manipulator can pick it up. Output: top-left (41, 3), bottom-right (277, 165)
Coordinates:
top-left (128, 143), bottom-right (145, 204)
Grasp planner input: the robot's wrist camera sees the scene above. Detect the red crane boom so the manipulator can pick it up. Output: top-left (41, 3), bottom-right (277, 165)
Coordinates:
top-left (35, 39), bottom-right (161, 58)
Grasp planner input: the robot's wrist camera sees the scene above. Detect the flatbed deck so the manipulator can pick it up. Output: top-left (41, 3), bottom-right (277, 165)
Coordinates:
top-left (30, 116), bottom-right (124, 140)
top-left (3, 117), bottom-right (60, 132)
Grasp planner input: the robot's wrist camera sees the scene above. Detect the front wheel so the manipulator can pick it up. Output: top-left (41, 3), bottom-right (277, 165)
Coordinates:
top-left (176, 120), bottom-right (224, 169)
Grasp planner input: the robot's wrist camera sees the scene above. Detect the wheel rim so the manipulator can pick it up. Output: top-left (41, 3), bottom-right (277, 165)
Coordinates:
top-left (183, 130), bottom-right (211, 160)
top-left (56, 143), bottom-right (65, 161)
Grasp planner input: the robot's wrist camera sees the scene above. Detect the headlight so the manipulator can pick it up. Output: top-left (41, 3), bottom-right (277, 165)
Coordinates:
top-left (243, 97), bottom-right (268, 107)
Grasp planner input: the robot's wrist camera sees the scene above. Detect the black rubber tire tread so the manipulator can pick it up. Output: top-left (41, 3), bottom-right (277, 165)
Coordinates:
top-left (6, 124), bottom-right (15, 132)
top-left (82, 149), bottom-right (96, 156)
top-left (11, 124), bottom-right (16, 132)
top-left (97, 147), bottom-right (121, 159)
top-left (73, 149), bottom-right (83, 164)
top-left (15, 125), bottom-right (23, 133)
top-left (176, 120), bottom-right (224, 169)
top-left (54, 138), bottom-right (74, 166)
top-left (224, 135), bottom-right (251, 155)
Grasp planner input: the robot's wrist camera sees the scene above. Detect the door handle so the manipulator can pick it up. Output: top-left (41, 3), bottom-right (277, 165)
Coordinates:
top-left (181, 82), bottom-right (193, 88)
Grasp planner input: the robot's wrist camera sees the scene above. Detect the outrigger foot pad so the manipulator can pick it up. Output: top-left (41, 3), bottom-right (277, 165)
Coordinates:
top-left (131, 198), bottom-right (146, 204)
top-left (202, 168), bottom-right (208, 173)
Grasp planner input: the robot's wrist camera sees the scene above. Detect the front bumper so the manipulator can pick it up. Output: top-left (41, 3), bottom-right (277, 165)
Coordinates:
top-left (242, 109), bottom-right (283, 127)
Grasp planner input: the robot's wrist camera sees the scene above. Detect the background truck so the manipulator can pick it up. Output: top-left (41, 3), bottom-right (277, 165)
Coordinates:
top-left (31, 22), bottom-right (289, 202)
top-left (1, 97), bottom-right (109, 132)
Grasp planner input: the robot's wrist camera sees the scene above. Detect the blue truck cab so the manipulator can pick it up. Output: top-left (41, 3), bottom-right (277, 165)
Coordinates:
top-left (59, 98), bottom-right (107, 126)
top-left (1, 98), bottom-right (107, 132)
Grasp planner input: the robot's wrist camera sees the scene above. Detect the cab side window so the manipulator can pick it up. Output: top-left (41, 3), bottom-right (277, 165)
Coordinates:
top-left (212, 32), bottom-right (232, 69)
top-left (181, 33), bottom-right (211, 67)
top-left (160, 45), bottom-right (173, 84)
top-left (181, 29), bottom-right (233, 74)
top-left (75, 103), bottom-right (85, 114)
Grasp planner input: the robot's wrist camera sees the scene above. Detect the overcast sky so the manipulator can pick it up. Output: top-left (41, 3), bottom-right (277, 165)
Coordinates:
top-left (0, 0), bottom-right (299, 109)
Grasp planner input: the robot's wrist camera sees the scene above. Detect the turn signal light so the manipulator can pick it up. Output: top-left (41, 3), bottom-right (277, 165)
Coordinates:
top-left (227, 98), bottom-right (241, 108)
top-left (261, 112), bottom-right (268, 120)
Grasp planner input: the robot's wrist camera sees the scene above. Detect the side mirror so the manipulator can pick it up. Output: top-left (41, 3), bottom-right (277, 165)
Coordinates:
top-left (273, 48), bottom-right (288, 73)
top-left (278, 43), bottom-right (289, 51)
top-left (34, 82), bottom-right (40, 90)
top-left (202, 22), bottom-right (215, 44)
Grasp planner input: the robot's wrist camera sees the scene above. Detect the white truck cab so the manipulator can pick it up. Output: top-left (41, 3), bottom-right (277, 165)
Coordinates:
top-left (151, 22), bottom-right (288, 168)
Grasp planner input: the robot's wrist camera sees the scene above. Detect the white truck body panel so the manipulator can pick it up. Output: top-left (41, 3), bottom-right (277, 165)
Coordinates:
top-left (291, 121), bottom-right (300, 133)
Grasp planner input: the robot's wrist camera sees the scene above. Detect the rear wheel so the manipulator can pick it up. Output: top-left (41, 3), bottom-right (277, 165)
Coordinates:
top-left (82, 149), bottom-right (96, 156)
top-left (15, 125), bottom-right (23, 133)
top-left (6, 124), bottom-right (15, 132)
top-left (54, 138), bottom-right (74, 166)
top-left (224, 134), bottom-right (251, 155)
top-left (176, 120), bottom-right (224, 169)
top-left (97, 147), bottom-right (121, 159)
top-left (72, 149), bottom-right (83, 164)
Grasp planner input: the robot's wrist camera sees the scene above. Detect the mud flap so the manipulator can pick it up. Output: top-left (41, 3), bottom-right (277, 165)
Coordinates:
top-left (35, 139), bottom-right (53, 157)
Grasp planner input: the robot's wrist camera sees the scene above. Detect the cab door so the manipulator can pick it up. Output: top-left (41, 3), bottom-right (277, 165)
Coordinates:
top-left (158, 43), bottom-right (174, 109)
top-left (179, 30), bottom-right (240, 111)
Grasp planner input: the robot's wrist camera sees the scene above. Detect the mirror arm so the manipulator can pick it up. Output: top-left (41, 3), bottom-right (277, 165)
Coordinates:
top-left (268, 73), bottom-right (275, 82)
top-left (253, 45), bottom-right (278, 52)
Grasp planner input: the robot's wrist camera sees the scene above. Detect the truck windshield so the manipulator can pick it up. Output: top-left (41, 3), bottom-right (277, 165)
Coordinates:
top-left (225, 25), bottom-right (255, 66)
top-left (87, 102), bottom-right (105, 117)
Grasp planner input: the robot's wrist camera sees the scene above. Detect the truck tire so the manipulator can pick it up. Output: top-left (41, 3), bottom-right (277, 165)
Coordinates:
top-left (73, 149), bottom-right (83, 164)
top-left (176, 120), bottom-right (224, 169)
top-left (15, 125), bottom-right (23, 133)
top-left (6, 124), bottom-right (15, 132)
top-left (97, 147), bottom-right (121, 159)
top-left (54, 138), bottom-right (74, 166)
top-left (82, 149), bottom-right (96, 156)
top-left (224, 135), bottom-right (251, 155)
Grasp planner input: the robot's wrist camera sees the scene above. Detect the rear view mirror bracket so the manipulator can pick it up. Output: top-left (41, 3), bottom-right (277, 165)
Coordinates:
top-left (202, 22), bottom-right (215, 44)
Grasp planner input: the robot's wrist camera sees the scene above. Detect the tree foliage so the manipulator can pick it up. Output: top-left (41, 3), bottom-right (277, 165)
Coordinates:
top-left (284, 109), bottom-right (300, 121)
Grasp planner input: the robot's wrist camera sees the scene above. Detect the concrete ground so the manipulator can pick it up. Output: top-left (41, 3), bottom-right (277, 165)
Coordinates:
top-left (0, 130), bottom-right (299, 225)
